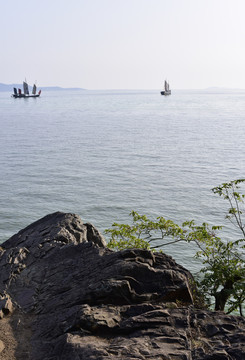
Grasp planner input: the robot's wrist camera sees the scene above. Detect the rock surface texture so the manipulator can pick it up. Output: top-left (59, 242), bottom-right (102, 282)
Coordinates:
top-left (0, 212), bottom-right (244, 359)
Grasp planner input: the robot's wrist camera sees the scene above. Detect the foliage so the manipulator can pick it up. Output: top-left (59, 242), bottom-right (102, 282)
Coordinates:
top-left (105, 180), bottom-right (245, 315)
top-left (105, 210), bottom-right (185, 251)
top-left (183, 220), bottom-right (245, 315)
top-left (212, 179), bottom-right (245, 237)
top-left (210, 179), bottom-right (245, 315)
top-left (226, 281), bottom-right (245, 316)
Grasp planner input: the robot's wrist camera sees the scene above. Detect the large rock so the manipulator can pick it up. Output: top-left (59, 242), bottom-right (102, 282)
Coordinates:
top-left (0, 212), bottom-right (244, 359)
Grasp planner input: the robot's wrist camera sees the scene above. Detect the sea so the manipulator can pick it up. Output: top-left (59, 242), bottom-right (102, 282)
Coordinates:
top-left (1, 88), bottom-right (245, 275)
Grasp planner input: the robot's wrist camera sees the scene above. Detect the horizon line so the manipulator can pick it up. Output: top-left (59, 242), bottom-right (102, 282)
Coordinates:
top-left (1, 82), bottom-right (245, 92)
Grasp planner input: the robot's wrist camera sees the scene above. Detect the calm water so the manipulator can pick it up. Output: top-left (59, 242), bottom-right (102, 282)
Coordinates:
top-left (1, 89), bottom-right (245, 273)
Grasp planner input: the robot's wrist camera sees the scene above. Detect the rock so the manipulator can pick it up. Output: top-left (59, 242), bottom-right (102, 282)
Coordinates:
top-left (0, 339), bottom-right (5, 353)
top-left (0, 294), bottom-right (13, 317)
top-left (0, 212), bottom-right (244, 359)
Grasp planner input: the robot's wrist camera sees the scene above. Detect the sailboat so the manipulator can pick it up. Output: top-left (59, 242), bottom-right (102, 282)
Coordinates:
top-left (160, 80), bottom-right (171, 95)
top-left (12, 80), bottom-right (41, 98)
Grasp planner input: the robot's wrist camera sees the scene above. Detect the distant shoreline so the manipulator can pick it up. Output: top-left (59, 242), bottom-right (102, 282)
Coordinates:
top-left (0, 83), bottom-right (86, 92)
top-left (1, 83), bottom-right (245, 93)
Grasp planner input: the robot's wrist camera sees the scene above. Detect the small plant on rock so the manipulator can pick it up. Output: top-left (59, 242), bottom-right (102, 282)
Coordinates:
top-left (105, 210), bottom-right (185, 251)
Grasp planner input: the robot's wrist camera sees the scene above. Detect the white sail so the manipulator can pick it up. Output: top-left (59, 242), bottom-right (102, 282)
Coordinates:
top-left (161, 79), bottom-right (171, 95)
top-left (32, 84), bottom-right (37, 95)
top-left (165, 80), bottom-right (170, 91)
top-left (23, 81), bottom-right (29, 95)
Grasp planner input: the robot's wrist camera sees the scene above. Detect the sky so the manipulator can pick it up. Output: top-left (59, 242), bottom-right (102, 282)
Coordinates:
top-left (1, 0), bottom-right (245, 89)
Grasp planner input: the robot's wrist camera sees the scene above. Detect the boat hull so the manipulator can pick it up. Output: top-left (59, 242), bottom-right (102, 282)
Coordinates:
top-left (12, 94), bottom-right (40, 98)
top-left (160, 90), bottom-right (171, 96)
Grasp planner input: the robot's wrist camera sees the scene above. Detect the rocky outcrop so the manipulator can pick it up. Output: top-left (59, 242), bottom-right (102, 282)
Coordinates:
top-left (0, 212), bottom-right (244, 359)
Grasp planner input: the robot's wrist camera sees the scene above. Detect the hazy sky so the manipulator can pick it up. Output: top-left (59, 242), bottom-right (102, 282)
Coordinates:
top-left (2, 0), bottom-right (245, 89)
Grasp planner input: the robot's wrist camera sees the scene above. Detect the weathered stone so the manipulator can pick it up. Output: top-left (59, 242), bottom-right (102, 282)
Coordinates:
top-left (0, 339), bottom-right (5, 353)
top-left (0, 212), bottom-right (244, 359)
top-left (0, 295), bottom-right (13, 315)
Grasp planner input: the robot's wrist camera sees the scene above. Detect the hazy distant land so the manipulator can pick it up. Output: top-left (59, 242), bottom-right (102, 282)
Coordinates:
top-left (0, 83), bottom-right (86, 92)
top-left (1, 82), bottom-right (245, 93)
